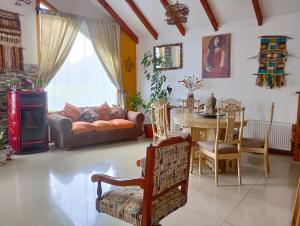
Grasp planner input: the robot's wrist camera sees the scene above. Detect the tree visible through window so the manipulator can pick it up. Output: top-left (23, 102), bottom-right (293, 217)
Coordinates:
top-left (45, 22), bottom-right (117, 111)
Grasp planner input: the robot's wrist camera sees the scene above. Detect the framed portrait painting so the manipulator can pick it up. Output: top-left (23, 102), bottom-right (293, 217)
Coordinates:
top-left (202, 34), bottom-right (231, 78)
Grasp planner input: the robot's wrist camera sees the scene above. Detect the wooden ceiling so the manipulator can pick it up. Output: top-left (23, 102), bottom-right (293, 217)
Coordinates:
top-left (94, 0), bottom-right (298, 43)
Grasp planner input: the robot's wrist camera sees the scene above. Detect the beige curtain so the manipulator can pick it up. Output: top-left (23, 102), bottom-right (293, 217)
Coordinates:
top-left (38, 12), bottom-right (82, 87)
top-left (86, 19), bottom-right (125, 107)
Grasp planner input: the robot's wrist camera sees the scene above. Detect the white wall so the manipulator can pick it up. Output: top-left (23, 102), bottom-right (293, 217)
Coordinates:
top-left (0, 0), bottom-right (38, 64)
top-left (137, 13), bottom-right (300, 123)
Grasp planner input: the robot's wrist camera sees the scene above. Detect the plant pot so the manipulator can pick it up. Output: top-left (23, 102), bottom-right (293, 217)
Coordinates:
top-left (143, 124), bottom-right (153, 138)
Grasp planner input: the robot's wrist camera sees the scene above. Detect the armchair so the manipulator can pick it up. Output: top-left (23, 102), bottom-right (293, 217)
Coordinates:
top-left (91, 136), bottom-right (192, 226)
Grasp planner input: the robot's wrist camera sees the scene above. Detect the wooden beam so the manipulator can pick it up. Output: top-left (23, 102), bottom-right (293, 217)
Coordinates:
top-left (199, 0), bottom-right (218, 31)
top-left (97, 0), bottom-right (139, 43)
top-left (125, 0), bottom-right (158, 40)
top-left (160, 0), bottom-right (185, 36)
top-left (252, 0), bottom-right (263, 26)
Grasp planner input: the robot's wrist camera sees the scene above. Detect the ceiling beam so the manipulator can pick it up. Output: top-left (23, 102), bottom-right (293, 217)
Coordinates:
top-left (160, 0), bottom-right (186, 36)
top-left (97, 0), bottom-right (139, 43)
top-left (252, 0), bottom-right (263, 26)
top-left (199, 0), bottom-right (218, 31)
top-left (125, 0), bottom-right (158, 40)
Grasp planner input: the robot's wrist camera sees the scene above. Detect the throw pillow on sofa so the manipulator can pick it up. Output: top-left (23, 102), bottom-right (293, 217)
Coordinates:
top-left (79, 108), bottom-right (99, 123)
top-left (95, 102), bottom-right (111, 121)
top-left (61, 103), bottom-right (81, 122)
top-left (110, 105), bottom-right (127, 119)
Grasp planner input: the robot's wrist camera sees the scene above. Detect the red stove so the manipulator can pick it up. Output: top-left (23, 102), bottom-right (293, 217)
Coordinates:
top-left (8, 90), bottom-right (49, 154)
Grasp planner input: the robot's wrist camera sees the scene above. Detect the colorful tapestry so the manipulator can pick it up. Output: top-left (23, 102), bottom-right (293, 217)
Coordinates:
top-left (0, 9), bottom-right (23, 73)
top-left (255, 36), bottom-right (288, 89)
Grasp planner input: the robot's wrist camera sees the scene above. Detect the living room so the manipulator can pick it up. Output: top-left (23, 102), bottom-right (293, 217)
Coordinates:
top-left (0, 0), bottom-right (300, 226)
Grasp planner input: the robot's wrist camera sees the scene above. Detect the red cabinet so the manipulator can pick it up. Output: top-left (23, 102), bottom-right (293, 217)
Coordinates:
top-left (8, 90), bottom-right (48, 154)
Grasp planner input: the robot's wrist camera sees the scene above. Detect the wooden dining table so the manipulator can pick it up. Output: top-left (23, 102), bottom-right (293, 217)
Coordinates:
top-left (173, 111), bottom-right (247, 172)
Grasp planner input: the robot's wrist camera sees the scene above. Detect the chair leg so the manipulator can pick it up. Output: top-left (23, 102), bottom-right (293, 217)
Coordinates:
top-left (190, 146), bottom-right (195, 174)
top-left (215, 158), bottom-right (218, 186)
top-left (199, 152), bottom-right (203, 175)
top-left (264, 151), bottom-right (269, 177)
top-left (237, 156), bottom-right (241, 185)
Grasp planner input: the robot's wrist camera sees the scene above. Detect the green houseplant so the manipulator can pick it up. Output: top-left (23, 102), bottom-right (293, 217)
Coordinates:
top-left (140, 51), bottom-right (168, 138)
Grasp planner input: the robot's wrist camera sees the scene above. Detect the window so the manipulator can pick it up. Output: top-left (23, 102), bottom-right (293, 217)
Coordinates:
top-left (45, 22), bottom-right (117, 111)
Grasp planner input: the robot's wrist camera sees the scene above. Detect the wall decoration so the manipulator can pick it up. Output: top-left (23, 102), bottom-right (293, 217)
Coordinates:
top-left (15, 0), bottom-right (31, 7)
top-left (254, 35), bottom-right (289, 89)
top-left (123, 57), bottom-right (135, 72)
top-left (0, 9), bottom-right (24, 73)
top-left (202, 34), bottom-right (230, 79)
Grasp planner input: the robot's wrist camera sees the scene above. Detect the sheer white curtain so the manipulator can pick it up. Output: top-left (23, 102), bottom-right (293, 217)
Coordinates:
top-left (45, 22), bottom-right (117, 111)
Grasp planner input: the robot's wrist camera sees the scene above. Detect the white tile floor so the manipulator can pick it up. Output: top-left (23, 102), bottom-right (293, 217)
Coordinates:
top-left (0, 138), bottom-right (299, 226)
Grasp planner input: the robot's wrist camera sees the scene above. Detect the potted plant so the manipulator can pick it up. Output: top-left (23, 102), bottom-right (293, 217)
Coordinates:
top-left (6, 77), bottom-right (20, 91)
top-left (141, 51), bottom-right (168, 138)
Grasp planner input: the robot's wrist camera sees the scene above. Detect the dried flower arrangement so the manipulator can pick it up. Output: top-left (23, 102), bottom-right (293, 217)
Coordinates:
top-left (178, 75), bottom-right (203, 95)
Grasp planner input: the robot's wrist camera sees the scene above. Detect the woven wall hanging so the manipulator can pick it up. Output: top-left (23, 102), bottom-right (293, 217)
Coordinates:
top-left (0, 9), bottom-right (24, 73)
top-left (254, 35), bottom-right (290, 89)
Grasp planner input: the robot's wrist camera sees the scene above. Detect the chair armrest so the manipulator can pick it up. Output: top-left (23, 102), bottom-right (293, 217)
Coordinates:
top-left (91, 173), bottom-right (145, 187)
top-left (91, 173), bottom-right (145, 198)
top-left (48, 113), bottom-right (72, 134)
top-left (127, 111), bottom-right (144, 129)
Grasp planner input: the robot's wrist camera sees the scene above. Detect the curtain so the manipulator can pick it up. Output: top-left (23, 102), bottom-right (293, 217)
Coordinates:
top-left (38, 11), bottom-right (82, 87)
top-left (85, 19), bottom-right (125, 107)
top-left (45, 22), bottom-right (117, 111)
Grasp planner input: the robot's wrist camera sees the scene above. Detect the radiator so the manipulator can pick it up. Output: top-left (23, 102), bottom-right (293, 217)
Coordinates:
top-left (243, 120), bottom-right (293, 151)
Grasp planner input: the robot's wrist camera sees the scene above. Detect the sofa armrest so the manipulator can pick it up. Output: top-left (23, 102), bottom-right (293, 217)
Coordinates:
top-left (127, 111), bottom-right (144, 130)
top-left (48, 114), bottom-right (73, 148)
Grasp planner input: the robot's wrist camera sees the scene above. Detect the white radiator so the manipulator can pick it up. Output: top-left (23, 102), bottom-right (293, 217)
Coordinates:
top-left (243, 120), bottom-right (293, 151)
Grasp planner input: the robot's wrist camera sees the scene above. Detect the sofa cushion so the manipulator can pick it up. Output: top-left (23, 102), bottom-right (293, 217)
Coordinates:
top-left (79, 108), bottom-right (99, 123)
top-left (61, 103), bottom-right (81, 122)
top-left (72, 121), bottom-right (96, 134)
top-left (92, 120), bottom-right (116, 131)
top-left (95, 103), bottom-right (111, 121)
top-left (110, 105), bottom-right (127, 119)
top-left (110, 119), bottom-right (135, 129)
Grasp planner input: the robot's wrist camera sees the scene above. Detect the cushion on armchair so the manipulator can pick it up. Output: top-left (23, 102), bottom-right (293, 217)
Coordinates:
top-left (98, 187), bottom-right (186, 226)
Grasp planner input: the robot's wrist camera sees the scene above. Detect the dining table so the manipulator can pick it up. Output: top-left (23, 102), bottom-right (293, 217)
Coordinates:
top-left (173, 110), bottom-right (247, 173)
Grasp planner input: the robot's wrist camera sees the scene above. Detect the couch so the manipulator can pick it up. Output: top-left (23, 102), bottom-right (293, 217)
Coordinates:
top-left (48, 110), bottom-right (144, 149)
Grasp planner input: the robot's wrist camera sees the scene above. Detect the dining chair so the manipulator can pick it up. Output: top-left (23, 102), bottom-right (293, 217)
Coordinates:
top-left (151, 99), bottom-right (189, 144)
top-left (197, 101), bottom-right (245, 186)
top-left (241, 102), bottom-right (274, 177)
top-left (292, 178), bottom-right (300, 226)
top-left (91, 136), bottom-right (192, 226)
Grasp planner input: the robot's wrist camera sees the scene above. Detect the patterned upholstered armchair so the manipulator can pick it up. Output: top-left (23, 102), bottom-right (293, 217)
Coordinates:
top-left (91, 136), bottom-right (192, 226)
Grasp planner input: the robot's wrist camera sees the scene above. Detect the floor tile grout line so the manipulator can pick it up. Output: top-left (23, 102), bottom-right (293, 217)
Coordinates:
top-left (223, 172), bottom-right (265, 223)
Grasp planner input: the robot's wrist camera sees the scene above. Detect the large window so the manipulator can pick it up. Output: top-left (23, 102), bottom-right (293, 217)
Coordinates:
top-left (45, 22), bottom-right (117, 111)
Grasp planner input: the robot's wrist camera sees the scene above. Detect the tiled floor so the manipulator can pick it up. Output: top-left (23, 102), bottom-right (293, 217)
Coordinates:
top-left (0, 138), bottom-right (299, 226)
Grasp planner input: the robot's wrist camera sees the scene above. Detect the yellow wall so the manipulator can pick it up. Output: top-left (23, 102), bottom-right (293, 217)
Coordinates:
top-left (120, 30), bottom-right (137, 110)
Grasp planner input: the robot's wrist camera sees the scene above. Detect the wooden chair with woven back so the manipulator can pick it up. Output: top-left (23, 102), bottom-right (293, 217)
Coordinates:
top-left (91, 136), bottom-right (192, 226)
top-left (241, 102), bottom-right (274, 177)
top-left (151, 99), bottom-right (188, 144)
top-left (197, 99), bottom-right (245, 186)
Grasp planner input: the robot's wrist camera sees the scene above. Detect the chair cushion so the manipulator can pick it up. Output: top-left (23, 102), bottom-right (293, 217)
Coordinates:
top-left (242, 138), bottom-right (264, 148)
top-left (198, 141), bottom-right (238, 154)
top-left (61, 103), bottom-right (81, 122)
top-left (95, 102), bottom-right (111, 121)
top-left (92, 120), bottom-right (116, 131)
top-left (72, 121), bottom-right (96, 134)
top-left (110, 119), bottom-right (135, 129)
top-left (98, 187), bottom-right (186, 226)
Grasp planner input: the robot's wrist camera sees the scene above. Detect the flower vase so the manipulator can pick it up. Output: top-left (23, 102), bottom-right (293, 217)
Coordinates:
top-left (186, 93), bottom-right (194, 113)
